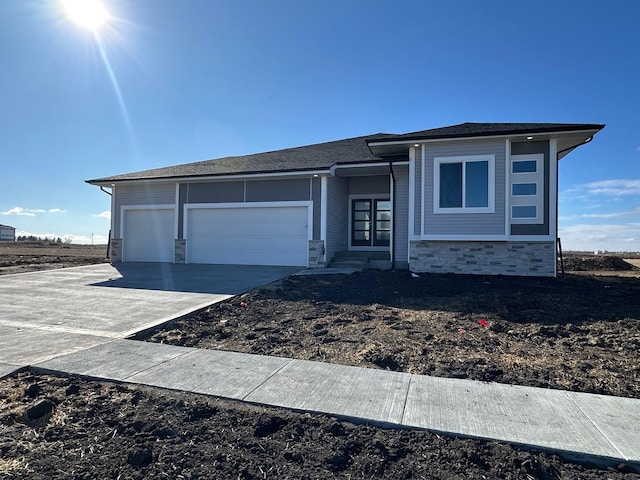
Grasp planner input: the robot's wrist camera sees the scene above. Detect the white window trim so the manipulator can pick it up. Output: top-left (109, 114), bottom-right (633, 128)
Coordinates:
top-left (511, 182), bottom-right (539, 197)
top-left (511, 160), bottom-right (539, 174)
top-left (433, 155), bottom-right (495, 214)
top-left (509, 154), bottom-right (544, 225)
top-left (511, 205), bottom-right (540, 221)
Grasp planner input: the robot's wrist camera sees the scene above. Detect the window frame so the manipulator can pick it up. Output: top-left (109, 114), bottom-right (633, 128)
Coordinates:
top-left (433, 155), bottom-right (495, 214)
top-left (509, 154), bottom-right (544, 225)
top-left (512, 205), bottom-right (538, 219)
top-left (511, 182), bottom-right (538, 197)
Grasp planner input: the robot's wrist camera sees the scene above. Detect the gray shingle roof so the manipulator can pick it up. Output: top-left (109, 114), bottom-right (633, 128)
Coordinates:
top-left (87, 134), bottom-right (384, 184)
top-left (368, 122), bottom-right (605, 143)
top-left (87, 122), bottom-right (604, 184)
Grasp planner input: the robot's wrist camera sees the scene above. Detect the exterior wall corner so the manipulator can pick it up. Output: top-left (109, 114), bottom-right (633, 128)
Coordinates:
top-left (175, 238), bottom-right (186, 264)
top-left (110, 238), bottom-right (123, 263)
top-left (308, 240), bottom-right (325, 268)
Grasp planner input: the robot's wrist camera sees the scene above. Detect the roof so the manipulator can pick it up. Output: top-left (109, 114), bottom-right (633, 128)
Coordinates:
top-left (87, 134), bottom-right (383, 184)
top-left (87, 122), bottom-right (604, 184)
top-left (368, 122), bottom-right (605, 143)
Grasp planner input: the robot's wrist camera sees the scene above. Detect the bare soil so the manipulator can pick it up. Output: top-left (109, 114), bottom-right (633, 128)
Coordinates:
top-left (1, 249), bottom-right (639, 478)
top-left (0, 242), bottom-right (108, 275)
top-left (145, 266), bottom-right (640, 399)
top-left (1, 371), bottom-right (638, 480)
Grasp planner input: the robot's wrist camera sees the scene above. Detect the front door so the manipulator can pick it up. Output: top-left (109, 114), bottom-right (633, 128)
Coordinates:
top-left (351, 198), bottom-right (391, 247)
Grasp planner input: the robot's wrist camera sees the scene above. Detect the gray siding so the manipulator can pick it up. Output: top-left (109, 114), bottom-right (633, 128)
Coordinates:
top-left (188, 182), bottom-right (244, 203)
top-left (245, 179), bottom-right (310, 202)
top-left (177, 178), bottom-right (316, 239)
top-left (393, 165), bottom-right (409, 265)
top-left (312, 177), bottom-right (321, 241)
top-left (325, 176), bottom-right (349, 261)
top-left (348, 175), bottom-right (390, 195)
top-left (510, 140), bottom-right (550, 236)
top-left (422, 140), bottom-right (506, 236)
top-left (113, 183), bottom-right (176, 238)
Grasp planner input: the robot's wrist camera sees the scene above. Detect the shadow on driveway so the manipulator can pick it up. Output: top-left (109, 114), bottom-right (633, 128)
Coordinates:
top-left (90, 263), bottom-right (302, 295)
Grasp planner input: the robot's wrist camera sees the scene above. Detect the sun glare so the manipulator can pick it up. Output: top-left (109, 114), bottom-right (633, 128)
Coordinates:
top-left (62, 0), bottom-right (109, 30)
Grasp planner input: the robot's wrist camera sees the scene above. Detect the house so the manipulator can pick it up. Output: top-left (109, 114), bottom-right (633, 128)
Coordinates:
top-left (87, 122), bottom-right (604, 277)
top-left (0, 224), bottom-right (16, 241)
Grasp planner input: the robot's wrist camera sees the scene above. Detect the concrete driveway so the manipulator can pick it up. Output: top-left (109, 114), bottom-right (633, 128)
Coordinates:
top-left (0, 263), bottom-right (299, 366)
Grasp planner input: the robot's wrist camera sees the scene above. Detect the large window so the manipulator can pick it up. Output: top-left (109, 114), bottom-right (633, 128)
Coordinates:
top-left (434, 155), bottom-right (495, 213)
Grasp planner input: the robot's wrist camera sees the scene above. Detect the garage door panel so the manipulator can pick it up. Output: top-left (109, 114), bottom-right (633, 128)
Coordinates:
top-left (123, 209), bottom-right (174, 263)
top-left (187, 206), bottom-right (308, 266)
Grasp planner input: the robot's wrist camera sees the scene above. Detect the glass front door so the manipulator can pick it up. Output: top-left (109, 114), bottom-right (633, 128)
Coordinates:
top-left (351, 199), bottom-right (390, 247)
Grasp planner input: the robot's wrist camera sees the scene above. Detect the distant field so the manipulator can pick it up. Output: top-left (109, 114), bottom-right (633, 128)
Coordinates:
top-left (0, 241), bottom-right (108, 275)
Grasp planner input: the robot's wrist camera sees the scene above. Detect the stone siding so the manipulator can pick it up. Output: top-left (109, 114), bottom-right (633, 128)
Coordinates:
top-left (110, 238), bottom-right (123, 263)
top-left (308, 240), bottom-right (325, 268)
top-left (409, 241), bottom-right (556, 277)
top-left (175, 239), bottom-right (186, 264)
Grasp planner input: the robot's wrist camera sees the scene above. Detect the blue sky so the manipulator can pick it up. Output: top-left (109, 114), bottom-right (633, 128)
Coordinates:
top-left (1, 0), bottom-right (639, 251)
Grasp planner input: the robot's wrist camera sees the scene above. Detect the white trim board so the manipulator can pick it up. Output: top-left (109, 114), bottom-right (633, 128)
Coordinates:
top-left (409, 234), bottom-right (556, 242)
top-left (320, 176), bottom-right (328, 245)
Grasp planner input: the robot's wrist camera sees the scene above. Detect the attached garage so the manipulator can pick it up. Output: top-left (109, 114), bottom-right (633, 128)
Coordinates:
top-left (185, 202), bottom-right (311, 266)
top-left (122, 207), bottom-right (175, 263)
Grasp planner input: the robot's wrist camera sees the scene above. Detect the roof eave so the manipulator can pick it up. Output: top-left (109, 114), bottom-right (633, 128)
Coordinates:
top-left (86, 167), bottom-right (333, 186)
top-left (367, 125), bottom-right (605, 147)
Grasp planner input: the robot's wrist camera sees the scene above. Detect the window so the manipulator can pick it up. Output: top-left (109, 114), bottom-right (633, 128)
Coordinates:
top-left (434, 155), bottom-right (495, 213)
top-left (512, 206), bottom-right (537, 218)
top-left (512, 160), bottom-right (537, 173)
top-left (512, 183), bottom-right (537, 196)
top-left (509, 154), bottom-right (544, 224)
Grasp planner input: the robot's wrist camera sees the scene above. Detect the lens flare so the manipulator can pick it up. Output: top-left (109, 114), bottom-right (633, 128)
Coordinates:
top-left (62, 0), bottom-right (109, 30)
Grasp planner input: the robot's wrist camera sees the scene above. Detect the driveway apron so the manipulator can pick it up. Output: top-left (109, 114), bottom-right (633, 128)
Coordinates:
top-left (0, 263), bottom-right (299, 365)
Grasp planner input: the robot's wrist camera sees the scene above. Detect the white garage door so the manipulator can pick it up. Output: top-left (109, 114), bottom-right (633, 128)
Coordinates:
top-left (122, 208), bottom-right (174, 262)
top-left (186, 206), bottom-right (309, 266)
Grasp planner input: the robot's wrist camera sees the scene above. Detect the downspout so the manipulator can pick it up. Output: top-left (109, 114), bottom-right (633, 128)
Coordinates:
top-left (389, 161), bottom-right (396, 269)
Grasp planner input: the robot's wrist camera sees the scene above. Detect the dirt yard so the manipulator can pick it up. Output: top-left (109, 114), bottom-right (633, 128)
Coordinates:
top-left (1, 249), bottom-right (639, 478)
top-left (0, 242), bottom-right (108, 275)
top-left (145, 262), bottom-right (640, 399)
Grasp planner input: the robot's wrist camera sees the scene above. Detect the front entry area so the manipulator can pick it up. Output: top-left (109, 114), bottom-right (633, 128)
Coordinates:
top-left (351, 198), bottom-right (391, 248)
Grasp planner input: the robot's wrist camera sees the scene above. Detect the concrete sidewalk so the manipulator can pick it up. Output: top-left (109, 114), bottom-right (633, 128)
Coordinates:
top-left (32, 339), bottom-right (640, 468)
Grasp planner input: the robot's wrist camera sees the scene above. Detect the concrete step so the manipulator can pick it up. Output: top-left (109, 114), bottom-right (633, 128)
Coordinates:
top-left (330, 260), bottom-right (368, 269)
top-left (330, 251), bottom-right (391, 270)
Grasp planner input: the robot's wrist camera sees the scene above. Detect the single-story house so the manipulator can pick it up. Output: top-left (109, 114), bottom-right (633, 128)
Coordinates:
top-left (0, 224), bottom-right (16, 241)
top-left (87, 122), bottom-right (604, 277)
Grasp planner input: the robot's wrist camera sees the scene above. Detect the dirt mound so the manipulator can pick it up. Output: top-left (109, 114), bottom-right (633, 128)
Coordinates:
top-left (564, 255), bottom-right (636, 271)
